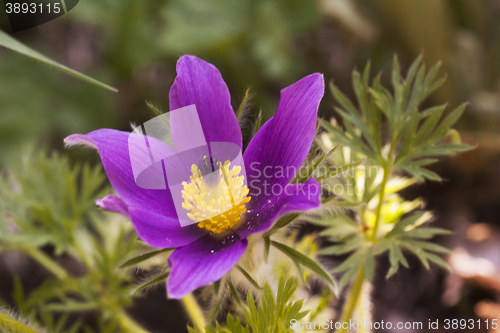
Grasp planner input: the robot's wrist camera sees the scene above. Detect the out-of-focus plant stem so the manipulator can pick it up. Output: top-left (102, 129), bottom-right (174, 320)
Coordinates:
top-left (337, 140), bottom-right (395, 333)
top-left (25, 240), bottom-right (149, 333)
top-left (182, 293), bottom-right (206, 333)
top-left (117, 309), bottom-right (150, 333)
top-left (336, 268), bottom-right (365, 333)
top-left (24, 247), bottom-right (68, 280)
top-left (0, 311), bottom-right (39, 333)
top-left (372, 139), bottom-right (395, 241)
top-left (69, 234), bottom-right (150, 332)
top-left (371, 163), bottom-right (390, 241)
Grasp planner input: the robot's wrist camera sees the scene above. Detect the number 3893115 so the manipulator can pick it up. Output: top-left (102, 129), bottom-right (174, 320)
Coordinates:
top-left (5, 2), bottom-right (61, 14)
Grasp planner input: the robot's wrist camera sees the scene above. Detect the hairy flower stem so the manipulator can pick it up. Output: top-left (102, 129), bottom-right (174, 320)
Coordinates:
top-left (182, 293), bottom-right (206, 332)
top-left (0, 311), bottom-right (39, 333)
top-left (336, 268), bottom-right (365, 333)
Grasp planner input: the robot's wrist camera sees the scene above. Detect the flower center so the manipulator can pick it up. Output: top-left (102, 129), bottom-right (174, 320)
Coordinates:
top-left (181, 159), bottom-right (251, 234)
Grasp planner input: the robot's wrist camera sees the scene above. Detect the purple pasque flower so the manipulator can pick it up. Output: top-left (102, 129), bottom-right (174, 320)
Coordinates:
top-left (65, 55), bottom-right (324, 299)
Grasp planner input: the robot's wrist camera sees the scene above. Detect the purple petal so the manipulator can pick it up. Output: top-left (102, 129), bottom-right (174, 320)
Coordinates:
top-left (128, 206), bottom-right (207, 248)
top-left (167, 233), bottom-right (247, 299)
top-left (243, 73), bottom-right (324, 209)
top-left (66, 129), bottom-right (209, 248)
top-left (237, 177), bottom-right (321, 238)
top-left (95, 194), bottom-right (129, 217)
top-left (65, 129), bottom-right (177, 218)
top-left (169, 55), bottom-right (242, 149)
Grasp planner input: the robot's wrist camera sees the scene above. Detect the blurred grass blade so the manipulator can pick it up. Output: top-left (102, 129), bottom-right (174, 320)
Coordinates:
top-left (236, 265), bottom-right (263, 289)
top-left (133, 272), bottom-right (170, 295)
top-left (208, 286), bottom-right (227, 321)
top-left (228, 281), bottom-right (242, 306)
top-left (263, 236), bottom-right (271, 263)
top-left (0, 30), bottom-right (118, 92)
top-left (271, 240), bottom-right (338, 293)
top-left (119, 248), bottom-right (173, 269)
top-left (45, 301), bottom-right (99, 312)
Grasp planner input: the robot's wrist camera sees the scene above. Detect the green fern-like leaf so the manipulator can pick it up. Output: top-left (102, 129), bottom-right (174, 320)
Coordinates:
top-left (323, 55), bottom-right (473, 181)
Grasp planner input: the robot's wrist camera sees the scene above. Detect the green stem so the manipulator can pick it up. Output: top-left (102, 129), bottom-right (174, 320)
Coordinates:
top-left (336, 268), bottom-right (365, 333)
top-left (0, 310), bottom-right (39, 333)
top-left (370, 163), bottom-right (390, 241)
top-left (24, 247), bottom-right (68, 280)
top-left (70, 231), bottom-right (104, 287)
top-left (371, 139), bottom-right (395, 241)
top-left (69, 235), bottom-right (148, 333)
top-left (117, 309), bottom-right (150, 333)
top-left (181, 293), bottom-right (205, 332)
top-left (336, 140), bottom-right (394, 332)
top-left (336, 142), bottom-right (395, 332)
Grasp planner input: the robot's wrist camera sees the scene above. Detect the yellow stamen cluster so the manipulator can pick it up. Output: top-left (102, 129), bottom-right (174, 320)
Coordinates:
top-left (181, 160), bottom-right (251, 234)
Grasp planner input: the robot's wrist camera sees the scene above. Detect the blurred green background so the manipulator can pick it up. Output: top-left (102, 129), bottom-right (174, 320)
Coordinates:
top-left (1, 0), bottom-right (500, 331)
top-left (1, 0), bottom-right (499, 162)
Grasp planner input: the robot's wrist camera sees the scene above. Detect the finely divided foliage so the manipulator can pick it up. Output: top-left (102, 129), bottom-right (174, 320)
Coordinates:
top-left (324, 55), bottom-right (472, 181)
top-left (189, 277), bottom-right (307, 333)
top-left (0, 153), bottom-right (142, 332)
top-left (317, 56), bottom-right (472, 290)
